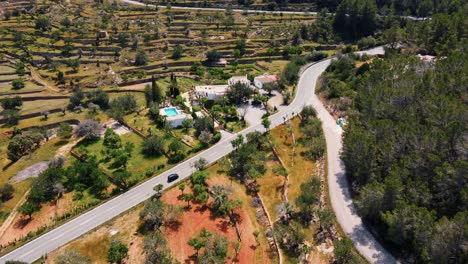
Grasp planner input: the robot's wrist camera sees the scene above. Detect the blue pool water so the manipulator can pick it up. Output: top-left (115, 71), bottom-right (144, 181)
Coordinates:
top-left (164, 107), bottom-right (179, 116)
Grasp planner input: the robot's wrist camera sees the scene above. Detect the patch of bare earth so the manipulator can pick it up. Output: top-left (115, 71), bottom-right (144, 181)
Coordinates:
top-left (0, 193), bottom-right (74, 246)
top-left (162, 176), bottom-right (271, 264)
top-left (46, 208), bottom-right (145, 264)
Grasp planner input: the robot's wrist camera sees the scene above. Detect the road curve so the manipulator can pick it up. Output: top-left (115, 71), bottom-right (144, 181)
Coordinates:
top-left (0, 47), bottom-right (396, 263)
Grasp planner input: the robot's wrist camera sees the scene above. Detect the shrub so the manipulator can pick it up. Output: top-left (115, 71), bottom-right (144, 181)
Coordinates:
top-left (2, 109), bottom-right (20, 125)
top-left (58, 123), bottom-right (73, 139)
top-left (134, 49), bottom-right (148, 66)
top-left (357, 36), bottom-right (376, 50)
top-left (141, 136), bottom-right (165, 157)
top-left (172, 44), bottom-right (183, 59)
top-left (1, 96), bottom-right (22, 110)
top-left (107, 240), bottom-right (128, 264)
top-left (168, 153), bottom-right (186, 164)
top-left (307, 51), bottom-right (328, 62)
top-left (11, 79), bottom-right (24, 90)
top-left (0, 184), bottom-right (14, 202)
top-left (206, 50), bottom-right (221, 63)
top-left (210, 132), bottom-right (222, 144)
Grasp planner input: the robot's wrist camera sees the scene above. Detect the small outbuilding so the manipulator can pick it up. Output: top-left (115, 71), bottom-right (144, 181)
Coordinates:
top-left (228, 75), bottom-right (250, 86)
top-left (254, 73), bottom-right (278, 89)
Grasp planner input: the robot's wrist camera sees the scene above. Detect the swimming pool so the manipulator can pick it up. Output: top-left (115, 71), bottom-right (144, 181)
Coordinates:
top-left (164, 107), bottom-right (179, 117)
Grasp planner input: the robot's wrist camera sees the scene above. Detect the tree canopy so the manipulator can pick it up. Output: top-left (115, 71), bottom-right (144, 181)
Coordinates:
top-left (342, 52), bottom-right (467, 262)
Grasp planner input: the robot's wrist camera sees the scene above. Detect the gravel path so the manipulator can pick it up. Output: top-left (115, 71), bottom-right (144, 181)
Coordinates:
top-left (12, 162), bottom-right (49, 183)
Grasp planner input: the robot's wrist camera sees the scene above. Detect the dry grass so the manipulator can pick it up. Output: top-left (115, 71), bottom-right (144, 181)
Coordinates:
top-left (46, 206), bottom-right (145, 264)
top-left (257, 161), bottom-right (284, 221)
top-left (206, 165), bottom-right (276, 264)
top-left (0, 137), bottom-right (70, 225)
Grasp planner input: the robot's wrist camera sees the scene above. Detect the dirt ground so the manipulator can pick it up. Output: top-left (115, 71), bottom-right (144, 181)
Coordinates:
top-left (12, 161), bottom-right (49, 182)
top-left (46, 174), bottom-right (272, 264)
top-left (0, 193), bottom-right (75, 247)
top-left (162, 175), bottom-right (271, 264)
top-left (46, 208), bottom-right (145, 264)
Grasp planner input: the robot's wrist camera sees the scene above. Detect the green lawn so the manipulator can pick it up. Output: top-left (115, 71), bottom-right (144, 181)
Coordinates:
top-left (156, 76), bottom-right (200, 94)
top-left (78, 131), bottom-right (177, 182)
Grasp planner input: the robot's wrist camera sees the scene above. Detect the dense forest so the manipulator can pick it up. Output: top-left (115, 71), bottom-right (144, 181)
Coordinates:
top-left (342, 52), bottom-right (467, 262)
top-left (285, 0), bottom-right (465, 16)
top-left (324, 5), bottom-right (468, 261)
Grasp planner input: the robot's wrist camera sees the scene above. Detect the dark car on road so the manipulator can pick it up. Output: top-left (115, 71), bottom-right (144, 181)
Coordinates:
top-left (167, 173), bottom-right (179, 183)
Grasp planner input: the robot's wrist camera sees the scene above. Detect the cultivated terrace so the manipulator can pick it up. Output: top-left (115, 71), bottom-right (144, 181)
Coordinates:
top-left (0, 0), bottom-right (466, 264)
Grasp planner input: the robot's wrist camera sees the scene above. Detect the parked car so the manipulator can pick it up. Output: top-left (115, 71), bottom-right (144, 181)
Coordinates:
top-left (167, 173), bottom-right (179, 183)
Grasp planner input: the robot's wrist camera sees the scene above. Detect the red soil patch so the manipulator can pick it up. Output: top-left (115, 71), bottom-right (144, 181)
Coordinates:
top-left (0, 194), bottom-right (73, 246)
top-left (162, 177), bottom-right (269, 264)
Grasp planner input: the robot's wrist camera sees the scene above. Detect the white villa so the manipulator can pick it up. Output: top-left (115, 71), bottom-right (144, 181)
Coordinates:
top-left (195, 84), bottom-right (229, 100)
top-left (195, 75), bottom-right (251, 101)
top-left (159, 107), bottom-right (192, 128)
top-left (228, 75), bottom-right (250, 86)
top-left (254, 73), bottom-right (278, 89)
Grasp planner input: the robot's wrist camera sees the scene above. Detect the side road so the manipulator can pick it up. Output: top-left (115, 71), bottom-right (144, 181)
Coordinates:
top-left (0, 47), bottom-right (396, 264)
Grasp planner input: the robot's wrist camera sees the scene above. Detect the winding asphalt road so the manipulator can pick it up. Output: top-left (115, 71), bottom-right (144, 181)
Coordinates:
top-left (0, 46), bottom-right (396, 263)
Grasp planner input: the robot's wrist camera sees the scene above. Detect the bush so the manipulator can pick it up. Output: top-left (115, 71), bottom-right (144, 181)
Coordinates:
top-left (304, 136), bottom-right (325, 161)
top-left (108, 94), bottom-right (137, 121)
top-left (86, 89), bottom-right (109, 109)
top-left (206, 50), bottom-right (221, 63)
top-left (134, 49), bottom-right (148, 66)
top-left (210, 132), bottom-right (222, 144)
top-left (281, 61), bottom-right (301, 85)
top-left (107, 240), bottom-right (128, 264)
top-left (172, 44), bottom-right (183, 59)
top-left (12, 79), bottom-right (24, 90)
top-left (141, 136), bottom-right (165, 157)
top-left (301, 105), bottom-right (317, 119)
top-left (357, 36), bottom-right (376, 50)
top-left (35, 15), bottom-right (51, 31)
top-left (0, 184), bottom-right (14, 202)
top-left (58, 123), bottom-right (73, 139)
top-left (193, 117), bottom-right (214, 136)
top-left (1, 96), bottom-right (22, 110)
top-left (307, 51), bottom-right (328, 62)
top-left (2, 109), bottom-right (20, 125)
top-left (168, 153), bottom-right (186, 164)
top-left (334, 237), bottom-right (358, 263)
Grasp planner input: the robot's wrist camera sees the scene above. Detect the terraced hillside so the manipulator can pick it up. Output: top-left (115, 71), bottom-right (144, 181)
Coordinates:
top-left (0, 0), bottom-right (342, 260)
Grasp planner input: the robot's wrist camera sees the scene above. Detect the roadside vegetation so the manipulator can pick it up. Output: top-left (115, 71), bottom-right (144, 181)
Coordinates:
top-left (316, 3), bottom-right (467, 262)
top-left (0, 0), bottom-right (466, 262)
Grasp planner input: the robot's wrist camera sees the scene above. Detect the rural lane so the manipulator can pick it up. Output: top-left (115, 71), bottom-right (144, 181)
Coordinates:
top-left (0, 47), bottom-right (396, 263)
top-left (119, 0), bottom-right (427, 20)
